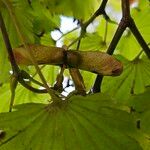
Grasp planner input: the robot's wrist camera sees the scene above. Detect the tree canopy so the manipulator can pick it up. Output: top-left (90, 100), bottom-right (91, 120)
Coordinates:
top-left (0, 0), bottom-right (150, 149)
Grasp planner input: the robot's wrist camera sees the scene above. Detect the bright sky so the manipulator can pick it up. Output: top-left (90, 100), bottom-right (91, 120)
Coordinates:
top-left (51, 15), bottom-right (99, 47)
top-left (51, 16), bottom-right (78, 47)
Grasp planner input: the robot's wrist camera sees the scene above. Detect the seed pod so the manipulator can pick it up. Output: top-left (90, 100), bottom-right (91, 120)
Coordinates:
top-left (13, 44), bottom-right (123, 76)
top-left (67, 51), bottom-right (123, 76)
top-left (69, 68), bottom-right (86, 95)
top-left (13, 44), bottom-right (64, 65)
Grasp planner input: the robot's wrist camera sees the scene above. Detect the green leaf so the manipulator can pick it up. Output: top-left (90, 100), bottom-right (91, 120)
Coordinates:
top-left (80, 70), bottom-right (96, 91)
top-left (140, 110), bottom-right (150, 136)
top-left (117, 32), bottom-right (141, 60)
top-left (40, 0), bottom-right (99, 20)
top-left (31, 1), bottom-right (60, 36)
top-left (0, 84), bottom-right (49, 112)
top-left (65, 32), bottom-right (105, 51)
top-left (127, 87), bottom-right (150, 149)
top-left (40, 33), bottom-right (55, 46)
top-left (102, 56), bottom-right (150, 103)
top-left (1, 0), bottom-right (35, 45)
top-left (131, 2), bottom-right (150, 43)
top-left (79, 33), bottom-right (105, 51)
top-left (63, 30), bottom-right (79, 48)
top-left (0, 0), bottom-right (35, 83)
top-left (0, 35), bottom-right (11, 83)
top-left (117, 2), bottom-right (150, 60)
top-left (108, 1), bottom-right (121, 12)
top-left (128, 87), bottom-right (150, 112)
top-left (96, 18), bottom-right (118, 48)
top-left (29, 65), bottom-right (59, 86)
top-left (0, 94), bottom-right (142, 150)
top-left (138, 0), bottom-right (150, 8)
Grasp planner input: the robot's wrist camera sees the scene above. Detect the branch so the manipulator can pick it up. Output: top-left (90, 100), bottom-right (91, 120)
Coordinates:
top-left (107, 20), bottom-right (127, 55)
top-left (19, 70), bottom-right (45, 87)
top-left (13, 45), bottom-right (123, 76)
top-left (83, 0), bottom-right (108, 29)
top-left (92, 0), bottom-right (150, 93)
top-left (129, 19), bottom-right (150, 58)
top-left (0, 11), bottom-right (54, 98)
top-left (92, 75), bottom-right (103, 93)
top-left (2, 0), bottom-right (57, 99)
top-left (107, 0), bottom-right (131, 55)
top-left (18, 79), bottom-right (48, 94)
top-left (92, 5), bottom-right (128, 92)
top-left (103, 21), bottom-right (108, 43)
top-left (0, 12), bottom-right (49, 111)
top-left (57, 26), bottom-right (80, 41)
top-left (68, 0), bottom-right (109, 48)
top-left (122, 0), bottom-right (130, 19)
top-left (92, 0), bottom-right (130, 93)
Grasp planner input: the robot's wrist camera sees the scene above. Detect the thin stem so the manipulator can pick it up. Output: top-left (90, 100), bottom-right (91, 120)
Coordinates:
top-left (134, 43), bottom-right (150, 60)
top-left (0, 11), bottom-right (19, 112)
top-left (18, 79), bottom-right (48, 93)
top-left (134, 50), bottom-right (143, 60)
top-left (9, 91), bottom-right (15, 112)
top-left (9, 74), bottom-right (18, 112)
top-left (76, 39), bottom-right (81, 50)
top-left (92, 0), bottom-right (130, 93)
top-left (129, 19), bottom-right (150, 58)
top-left (53, 66), bottom-right (65, 92)
top-left (92, 19), bottom-right (127, 92)
top-left (0, 11), bottom-right (49, 109)
top-left (83, 0), bottom-right (108, 28)
top-left (32, 65), bottom-right (46, 77)
top-left (57, 26), bottom-right (79, 41)
top-left (103, 20), bottom-right (108, 43)
top-left (68, 36), bottom-right (81, 48)
top-left (103, 11), bottom-right (118, 25)
top-left (92, 75), bottom-right (103, 93)
top-left (20, 70), bottom-right (45, 87)
top-left (2, 0), bottom-right (56, 98)
top-left (68, 0), bottom-right (109, 48)
top-left (0, 12), bottom-right (19, 74)
top-left (107, 20), bottom-right (127, 55)
top-left (122, 0), bottom-right (130, 19)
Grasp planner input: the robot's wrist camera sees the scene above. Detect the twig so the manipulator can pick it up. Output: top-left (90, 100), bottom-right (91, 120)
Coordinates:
top-left (122, 0), bottom-right (130, 19)
top-left (93, 0), bottom-right (150, 93)
top-left (134, 43), bottom-right (150, 60)
top-left (0, 12), bottom-right (19, 74)
top-left (18, 79), bottom-right (48, 93)
top-left (106, 19), bottom-right (127, 55)
top-left (57, 26), bottom-right (80, 41)
top-left (9, 74), bottom-right (18, 112)
top-left (2, 0), bottom-right (56, 99)
top-left (103, 20), bottom-right (108, 43)
top-left (32, 65), bottom-right (46, 77)
top-left (76, 39), bottom-right (81, 50)
top-left (20, 70), bottom-right (45, 87)
top-left (92, 75), bottom-right (103, 93)
top-left (83, 0), bottom-right (108, 29)
top-left (134, 50), bottom-right (143, 60)
top-left (68, 36), bottom-right (81, 48)
top-left (64, 45), bottom-right (86, 96)
top-left (129, 19), bottom-right (150, 58)
top-left (93, 18), bottom-right (128, 92)
top-left (0, 11), bottom-right (19, 112)
top-left (0, 11), bottom-right (50, 94)
top-left (68, 0), bottom-right (109, 48)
